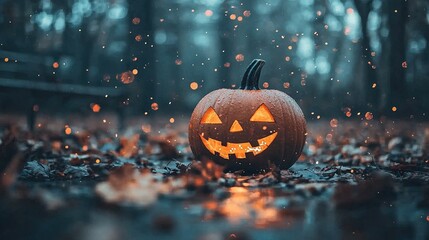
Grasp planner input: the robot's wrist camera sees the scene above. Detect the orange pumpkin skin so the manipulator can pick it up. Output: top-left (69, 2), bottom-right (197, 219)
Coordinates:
top-left (188, 59), bottom-right (306, 172)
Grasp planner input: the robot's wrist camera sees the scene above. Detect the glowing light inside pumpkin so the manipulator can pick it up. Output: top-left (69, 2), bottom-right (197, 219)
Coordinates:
top-left (250, 104), bottom-right (275, 122)
top-left (200, 107), bottom-right (222, 124)
top-left (229, 120), bottom-right (243, 132)
top-left (200, 132), bottom-right (278, 159)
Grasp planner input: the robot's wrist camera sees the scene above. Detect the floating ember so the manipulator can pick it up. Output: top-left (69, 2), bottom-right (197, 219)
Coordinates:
top-left (117, 71), bottom-right (135, 84)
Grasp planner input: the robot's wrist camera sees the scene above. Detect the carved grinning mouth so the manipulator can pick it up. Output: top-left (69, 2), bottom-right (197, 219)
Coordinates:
top-left (199, 132), bottom-right (278, 160)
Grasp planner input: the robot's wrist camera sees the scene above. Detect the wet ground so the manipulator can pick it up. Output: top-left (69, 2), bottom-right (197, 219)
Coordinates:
top-left (1, 118), bottom-right (429, 240)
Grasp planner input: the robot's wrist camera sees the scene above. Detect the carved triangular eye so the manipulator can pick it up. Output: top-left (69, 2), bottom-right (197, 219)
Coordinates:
top-left (230, 120), bottom-right (243, 132)
top-left (250, 104), bottom-right (275, 122)
top-left (201, 107), bottom-right (222, 124)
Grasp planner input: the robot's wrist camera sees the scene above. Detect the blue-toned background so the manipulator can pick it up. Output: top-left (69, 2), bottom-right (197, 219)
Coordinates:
top-left (0, 0), bottom-right (427, 120)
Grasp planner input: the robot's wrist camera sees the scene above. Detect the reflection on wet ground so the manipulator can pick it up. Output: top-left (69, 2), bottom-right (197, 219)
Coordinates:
top-left (1, 164), bottom-right (429, 240)
top-left (203, 187), bottom-right (288, 228)
top-left (1, 120), bottom-right (429, 239)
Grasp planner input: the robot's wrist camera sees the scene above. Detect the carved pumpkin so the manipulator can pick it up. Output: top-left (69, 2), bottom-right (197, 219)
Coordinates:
top-left (189, 59), bottom-right (306, 172)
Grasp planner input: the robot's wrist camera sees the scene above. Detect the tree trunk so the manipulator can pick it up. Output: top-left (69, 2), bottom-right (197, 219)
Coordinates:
top-left (128, 0), bottom-right (156, 113)
top-left (387, 0), bottom-right (408, 112)
top-left (218, 0), bottom-right (234, 88)
top-left (354, 0), bottom-right (379, 111)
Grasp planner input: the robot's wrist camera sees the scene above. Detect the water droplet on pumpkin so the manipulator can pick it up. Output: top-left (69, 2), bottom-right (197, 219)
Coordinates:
top-left (262, 82), bottom-right (269, 88)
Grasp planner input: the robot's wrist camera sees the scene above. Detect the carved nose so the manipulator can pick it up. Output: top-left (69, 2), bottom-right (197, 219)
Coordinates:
top-left (230, 120), bottom-right (243, 132)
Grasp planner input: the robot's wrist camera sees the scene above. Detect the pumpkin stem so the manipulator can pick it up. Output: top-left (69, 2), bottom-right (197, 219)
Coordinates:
top-left (240, 59), bottom-right (265, 90)
top-left (240, 59), bottom-right (257, 89)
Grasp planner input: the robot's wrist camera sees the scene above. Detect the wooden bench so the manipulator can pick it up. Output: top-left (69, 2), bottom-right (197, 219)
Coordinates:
top-left (0, 50), bottom-right (128, 130)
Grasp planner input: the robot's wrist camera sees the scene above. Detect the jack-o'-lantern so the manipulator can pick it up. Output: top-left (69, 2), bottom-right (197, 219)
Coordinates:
top-left (189, 59), bottom-right (306, 172)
